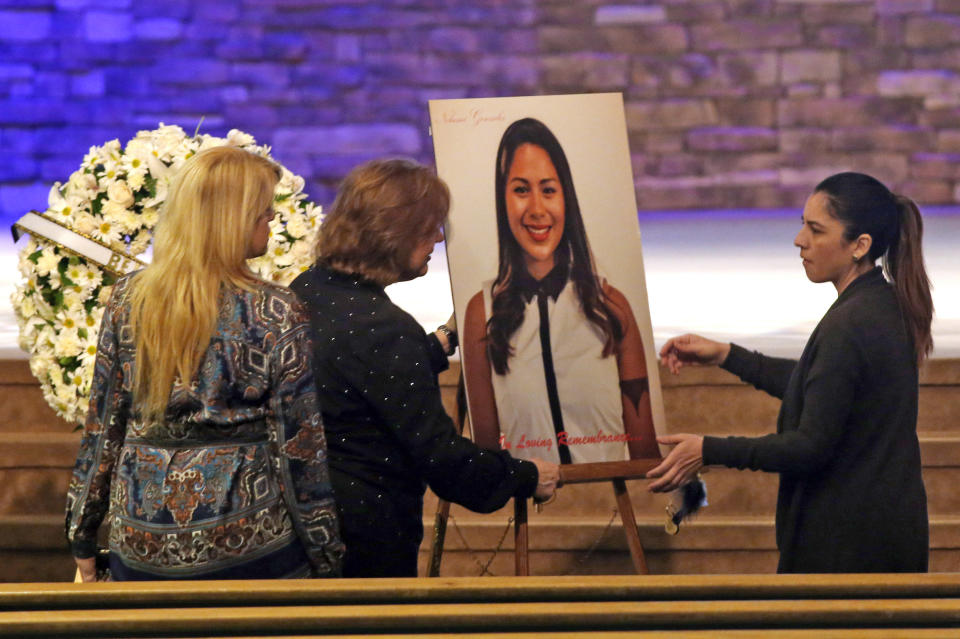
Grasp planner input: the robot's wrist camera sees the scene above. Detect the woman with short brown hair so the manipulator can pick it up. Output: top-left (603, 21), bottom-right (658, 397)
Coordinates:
top-left (291, 158), bottom-right (558, 577)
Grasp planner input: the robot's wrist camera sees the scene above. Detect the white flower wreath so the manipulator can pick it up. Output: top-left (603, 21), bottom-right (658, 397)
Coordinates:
top-left (10, 124), bottom-right (322, 424)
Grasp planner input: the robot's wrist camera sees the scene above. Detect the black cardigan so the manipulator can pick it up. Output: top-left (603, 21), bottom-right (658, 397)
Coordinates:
top-left (703, 267), bottom-right (928, 573)
top-left (290, 265), bottom-right (538, 577)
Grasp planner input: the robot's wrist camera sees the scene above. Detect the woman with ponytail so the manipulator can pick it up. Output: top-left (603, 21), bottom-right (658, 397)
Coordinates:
top-left (648, 172), bottom-right (932, 573)
top-left (66, 146), bottom-right (343, 581)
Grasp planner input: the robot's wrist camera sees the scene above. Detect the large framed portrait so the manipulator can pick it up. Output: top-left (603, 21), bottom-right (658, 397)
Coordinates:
top-left (429, 93), bottom-right (665, 472)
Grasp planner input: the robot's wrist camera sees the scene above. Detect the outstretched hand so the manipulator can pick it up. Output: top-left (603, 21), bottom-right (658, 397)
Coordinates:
top-left (659, 334), bottom-right (731, 375)
top-left (646, 434), bottom-right (704, 493)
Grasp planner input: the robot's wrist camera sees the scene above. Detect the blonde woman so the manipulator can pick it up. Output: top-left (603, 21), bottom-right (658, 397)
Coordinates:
top-left (66, 146), bottom-right (343, 581)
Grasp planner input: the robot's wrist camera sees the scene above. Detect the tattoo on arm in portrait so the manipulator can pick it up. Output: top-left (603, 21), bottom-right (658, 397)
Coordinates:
top-left (620, 378), bottom-right (649, 414)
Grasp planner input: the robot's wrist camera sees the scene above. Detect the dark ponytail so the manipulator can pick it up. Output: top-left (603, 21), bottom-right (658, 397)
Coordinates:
top-left (815, 172), bottom-right (934, 363)
top-left (886, 194), bottom-right (934, 361)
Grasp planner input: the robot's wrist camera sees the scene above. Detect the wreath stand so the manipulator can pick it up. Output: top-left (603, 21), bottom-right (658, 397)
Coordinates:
top-left (428, 459), bottom-right (660, 577)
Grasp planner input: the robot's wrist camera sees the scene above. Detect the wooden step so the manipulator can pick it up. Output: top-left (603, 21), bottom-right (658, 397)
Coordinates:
top-left (5, 575), bottom-right (960, 637)
top-left (5, 599), bottom-right (960, 637)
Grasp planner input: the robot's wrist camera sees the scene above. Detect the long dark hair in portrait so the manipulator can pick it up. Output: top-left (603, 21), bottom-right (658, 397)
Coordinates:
top-left (815, 171), bottom-right (934, 362)
top-left (486, 117), bottom-right (622, 374)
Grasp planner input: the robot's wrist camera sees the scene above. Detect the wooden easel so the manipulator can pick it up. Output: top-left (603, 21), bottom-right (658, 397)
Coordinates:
top-left (428, 458), bottom-right (660, 577)
top-left (513, 460), bottom-right (659, 576)
top-left (426, 374), bottom-right (661, 577)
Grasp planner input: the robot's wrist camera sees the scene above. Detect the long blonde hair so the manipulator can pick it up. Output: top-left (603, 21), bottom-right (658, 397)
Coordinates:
top-left (128, 146), bottom-right (280, 419)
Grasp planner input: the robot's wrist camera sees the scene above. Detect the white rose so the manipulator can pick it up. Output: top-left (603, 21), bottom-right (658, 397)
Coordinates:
top-left (56, 380), bottom-right (77, 405)
top-left (125, 170), bottom-right (146, 191)
top-left (291, 238), bottom-right (313, 261)
top-left (141, 207), bottom-right (159, 227)
top-left (18, 325), bottom-right (37, 352)
top-left (44, 356), bottom-right (63, 385)
top-left (106, 180), bottom-right (135, 207)
top-left (19, 295), bottom-right (37, 318)
top-left (101, 139), bottom-right (122, 157)
top-left (47, 183), bottom-right (65, 208)
top-left (35, 248), bottom-right (60, 276)
top-left (36, 325), bottom-right (57, 351)
top-left (62, 286), bottom-right (88, 310)
top-left (246, 255), bottom-right (269, 277)
top-left (278, 169), bottom-right (305, 195)
top-left (124, 137), bottom-right (154, 163)
top-left (118, 208), bottom-right (141, 234)
top-left (150, 124), bottom-right (185, 159)
top-left (31, 291), bottom-right (53, 321)
top-left (74, 212), bottom-right (98, 235)
top-left (101, 197), bottom-right (128, 220)
top-left (144, 155), bottom-right (170, 185)
top-left (284, 213), bottom-right (308, 239)
top-left (197, 136), bottom-right (227, 152)
top-left (65, 171), bottom-right (98, 202)
top-left (54, 327), bottom-right (83, 358)
top-left (29, 353), bottom-right (52, 379)
top-left (47, 269), bottom-right (63, 291)
top-left (227, 129), bottom-right (256, 147)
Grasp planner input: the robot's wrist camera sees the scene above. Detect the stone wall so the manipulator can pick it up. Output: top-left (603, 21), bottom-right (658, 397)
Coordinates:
top-left (2, 0), bottom-right (960, 221)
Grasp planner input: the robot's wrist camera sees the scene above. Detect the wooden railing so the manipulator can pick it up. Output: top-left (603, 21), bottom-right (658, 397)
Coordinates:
top-left (2, 574), bottom-right (960, 637)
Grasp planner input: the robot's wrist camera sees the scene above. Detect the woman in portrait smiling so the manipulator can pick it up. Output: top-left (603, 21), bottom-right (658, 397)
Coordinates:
top-left (463, 118), bottom-right (660, 465)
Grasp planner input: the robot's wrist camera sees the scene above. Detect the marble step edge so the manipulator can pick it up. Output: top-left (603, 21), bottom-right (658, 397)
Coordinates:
top-left (0, 432), bottom-right (78, 468)
top-left (428, 515), bottom-right (960, 553)
top-left (435, 513), bottom-right (950, 554)
top-left (5, 514), bottom-right (959, 552)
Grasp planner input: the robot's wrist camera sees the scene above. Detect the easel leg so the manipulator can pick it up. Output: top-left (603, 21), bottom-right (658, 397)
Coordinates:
top-left (612, 478), bottom-right (649, 574)
top-left (428, 375), bottom-right (467, 578)
top-left (427, 499), bottom-right (451, 577)
top-left (514, 497), bottom-right (529, 576)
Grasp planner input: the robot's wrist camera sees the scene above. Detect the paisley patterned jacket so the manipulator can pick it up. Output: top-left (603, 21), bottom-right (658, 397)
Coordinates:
top-left (65, 274), bottom-right (343, 579)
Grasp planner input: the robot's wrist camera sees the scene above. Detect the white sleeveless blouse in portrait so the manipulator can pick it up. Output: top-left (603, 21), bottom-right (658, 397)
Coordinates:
top-left (482, 278), bottom-right (626, 464)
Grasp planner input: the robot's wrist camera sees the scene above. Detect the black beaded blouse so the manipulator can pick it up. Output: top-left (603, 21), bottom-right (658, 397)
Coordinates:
top-left (290, 264), bottom-right (538, 577)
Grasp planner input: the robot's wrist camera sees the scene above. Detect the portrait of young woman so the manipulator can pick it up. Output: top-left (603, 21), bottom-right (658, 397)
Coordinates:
top-left (458, 116), bottom-right (660, 465)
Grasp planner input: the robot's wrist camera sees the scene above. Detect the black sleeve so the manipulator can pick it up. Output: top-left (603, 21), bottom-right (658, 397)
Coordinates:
top-left (425, 332), bottom-right (451, 375)
top-left (704, 326), bottom-right (861, 475)
top-left (354, 318), bottom-right (537, 512)
top-left (722, 342), bottom-right (797, 400)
